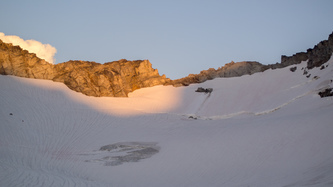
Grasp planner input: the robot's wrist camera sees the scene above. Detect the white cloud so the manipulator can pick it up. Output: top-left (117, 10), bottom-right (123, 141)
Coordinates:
top-left (0, 32), bottom-right (57, 64)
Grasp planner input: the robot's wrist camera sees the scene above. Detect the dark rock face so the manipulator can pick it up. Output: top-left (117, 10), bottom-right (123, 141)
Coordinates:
top-left (281, 52), bottom-right (308, 67)
top-left (266, 32), bottom-right (333, 70)
top-left (307, 33), bottom-right (333, 69)
top-left (0, 40), bottom-right (170, 97)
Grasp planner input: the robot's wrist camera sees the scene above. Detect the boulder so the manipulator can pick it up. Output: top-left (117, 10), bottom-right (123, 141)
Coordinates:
top-left (290, 66), bottom-right (297, 72)
top-left (195, 87), bottom-right (213, 93)
top-left (318, 88), bottom-right (333, 98)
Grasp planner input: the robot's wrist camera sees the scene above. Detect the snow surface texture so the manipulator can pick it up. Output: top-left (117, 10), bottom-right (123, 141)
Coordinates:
top-left (1, 57), bottom-right (333, 186)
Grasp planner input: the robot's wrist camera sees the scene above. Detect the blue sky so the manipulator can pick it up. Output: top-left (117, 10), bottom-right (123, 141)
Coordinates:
top-left (1, 0), bottom-right (333, 79)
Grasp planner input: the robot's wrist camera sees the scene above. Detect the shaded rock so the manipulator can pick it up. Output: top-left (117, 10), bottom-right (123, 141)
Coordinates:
top-left (290, 66), bottom-right (297, 72)
top-left (206, 88), bottom-right (213, 93)
top-left (303, 69), bottom-right (308, 75)
top-left (272, 32), bottom-right (333, 70)
top-left (188, 116), bottom-right (197, 120)
top-left (307, 32), bottom-right (333, 69)
top-left (170, 61), bottom-right (265, 87)
top-left (318, 88), bottom-right (333, 98)
top-left (281, 52), bottom-right (308, 67)
top-left (195, 87), bottom-right (206, 92)
top-left (195, 87), bottom-right (213, 93)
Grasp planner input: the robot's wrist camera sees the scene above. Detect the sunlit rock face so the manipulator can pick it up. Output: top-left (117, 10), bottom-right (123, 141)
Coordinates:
top-left (53, 59), bottom-right (170, 97)
top-left (0, 40), bottom-right (170, 97)
top-left (0, 40), bottom-right (56, 79)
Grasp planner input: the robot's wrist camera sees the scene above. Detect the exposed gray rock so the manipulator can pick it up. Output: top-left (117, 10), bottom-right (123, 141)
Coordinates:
top-left (307, 32), bottom-right (333, 69)
top-left (195, 87), bottom-right (213, 93)
top-left (290, 66), bottom-right (297, 72)
top-left (266, 32), bottom-right (333, 70)
top-left (318, 88), bottom-right (333, 98)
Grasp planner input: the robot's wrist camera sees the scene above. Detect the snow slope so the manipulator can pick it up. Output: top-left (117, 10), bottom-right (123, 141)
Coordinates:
top-left (1, 58), bottom-right (333, 187)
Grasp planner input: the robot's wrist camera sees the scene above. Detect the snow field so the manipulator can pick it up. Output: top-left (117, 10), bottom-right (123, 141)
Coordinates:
top-left (0, 57), bottom-right (333, 186)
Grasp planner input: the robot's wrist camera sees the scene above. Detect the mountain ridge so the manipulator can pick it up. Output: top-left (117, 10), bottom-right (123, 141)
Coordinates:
top-left (1, 31), bottom-right (332, 96)
top-left (169, 31), bottom-right (333, 86)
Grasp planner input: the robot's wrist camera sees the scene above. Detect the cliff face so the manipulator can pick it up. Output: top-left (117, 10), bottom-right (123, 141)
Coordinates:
top-left (0, 40), bottom-right (170, 97)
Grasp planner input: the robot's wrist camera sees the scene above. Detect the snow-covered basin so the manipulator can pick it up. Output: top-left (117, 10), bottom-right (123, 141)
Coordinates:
top-left (0, 58), bottom-right (333, 186)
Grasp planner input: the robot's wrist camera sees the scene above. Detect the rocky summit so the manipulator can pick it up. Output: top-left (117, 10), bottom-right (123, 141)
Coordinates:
top-left (1, 31), bottom-right (332, 97)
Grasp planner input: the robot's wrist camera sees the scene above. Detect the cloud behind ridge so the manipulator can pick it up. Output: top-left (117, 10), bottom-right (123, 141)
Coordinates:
top-left (0, 32), bottom-right (57, 64)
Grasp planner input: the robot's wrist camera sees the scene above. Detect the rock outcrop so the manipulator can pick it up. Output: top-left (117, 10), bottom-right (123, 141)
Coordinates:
top-left (52, 59), bottom-right (170, 97)
top-left (195, 87), bottom-right (213, 93)
top-left (265, 32), bottom-right (333, 70)
top-left (0, 40), bottom-right (56, 79)
top-left (0, 39), bottom-right (170, 97)
top-left (169, 61), bottom-right (265, 86)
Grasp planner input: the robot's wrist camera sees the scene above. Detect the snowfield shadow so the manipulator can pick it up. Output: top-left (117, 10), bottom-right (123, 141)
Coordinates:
top-left (83, 142), bottom-right (160, 166)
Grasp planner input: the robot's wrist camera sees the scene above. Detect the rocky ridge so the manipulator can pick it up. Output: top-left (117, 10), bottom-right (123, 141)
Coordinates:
top-left (266, 32), bottom-right (333, 70)
top-left (169, 61), bottom-right (265, 87)
top-left (0, 40), bottom-right (170, 97)
top-left (169, 32), bottom-right (333, 86)
top-left (1, 31), bottom-right (332, 97)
